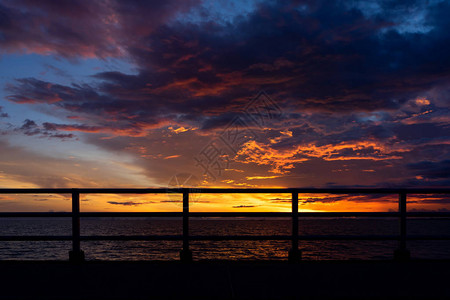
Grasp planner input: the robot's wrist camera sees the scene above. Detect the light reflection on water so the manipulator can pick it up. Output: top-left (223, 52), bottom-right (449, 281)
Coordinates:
top-left (0, 218), bottom-right (449, 260)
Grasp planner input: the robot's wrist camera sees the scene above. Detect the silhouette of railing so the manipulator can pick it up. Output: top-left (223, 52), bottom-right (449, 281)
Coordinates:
top-left (0, 188), bottom-right (449, 262)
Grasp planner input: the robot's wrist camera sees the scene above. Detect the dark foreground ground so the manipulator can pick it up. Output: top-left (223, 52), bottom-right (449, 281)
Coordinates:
top-left (0, 260), bottom-right (449, 299)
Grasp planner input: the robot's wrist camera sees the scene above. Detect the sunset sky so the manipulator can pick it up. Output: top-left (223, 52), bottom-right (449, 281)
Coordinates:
top-left (0, 0), bottom-right (448, 212)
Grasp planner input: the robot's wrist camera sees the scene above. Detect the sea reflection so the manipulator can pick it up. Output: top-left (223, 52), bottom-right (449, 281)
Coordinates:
top-left (0, 218), bottom-right (449, 260)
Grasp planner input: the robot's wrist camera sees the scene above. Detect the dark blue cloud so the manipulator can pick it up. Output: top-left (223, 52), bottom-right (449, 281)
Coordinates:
top-left (408, 160), bottom-right (450, 179)
top-left (5, 0), bottom-right (450, 119)
top-left (0, 106), bottom-right (8, 118)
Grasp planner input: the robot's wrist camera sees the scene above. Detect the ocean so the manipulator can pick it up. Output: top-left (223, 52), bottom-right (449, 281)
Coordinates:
top-left (0, 218), bottom-right (449, 261)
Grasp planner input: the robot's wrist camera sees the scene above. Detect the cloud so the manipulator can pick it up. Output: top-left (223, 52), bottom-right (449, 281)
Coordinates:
top-left (4, 0), bottom-right (450, 136)
top-left (4, 0), bottom-right (450, 119)
top-left (163, 155), bottom-right (180, 160)
top-left (107, 201), bottom-right (153, 206)
top-left (0, 0), bottom-right (200, 58)
top-left (41, 64), bottom-right (72, 79)
top-left (235, 140), bottom-right (407, 174)
top-left (408, 160), bottom-right (450, 180)
top-left (43, 122), bottom-right (99, 132)
top-left (0, 138), bottom-right (149, 188)
top-left (14, 119), bottom-right (75, 139)
top-left (19, 119), bottom-right (39, 136)
top-left (0, 106), bottom-right (9, 118)
top-left (5, 77), bottom-right (180, 137)
top-left (246, 175), bottom-right (280, 180)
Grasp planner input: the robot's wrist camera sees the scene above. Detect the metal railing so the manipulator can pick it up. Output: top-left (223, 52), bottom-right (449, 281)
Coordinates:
top-left (0, 188), bottom-right (449, 262)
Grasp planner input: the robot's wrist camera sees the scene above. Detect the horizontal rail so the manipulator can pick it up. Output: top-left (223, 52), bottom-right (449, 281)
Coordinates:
top-left (0, 188), bottom-right (449, 194)
top-left (2, 235), bottom-right (450, 241)
top-left (185, 212), bottom-right (402, 218)
top-left (2, 212), bottom-right (450, 218)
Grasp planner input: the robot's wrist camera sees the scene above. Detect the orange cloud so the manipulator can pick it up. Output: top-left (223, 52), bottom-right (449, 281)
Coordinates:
top-left (246, 175), bottom-right (280, 180)
top-left (168, 126), bottom-right (197, 134)
top-left (236, 140), bottom-right (407, 174)
top-left (44, 120), bottom-right (170, 137)
top-left (163, 155), bottom-right (181, 159)
top-left (235, 140), bottom-right (308, 174)
top-left (415, 98), bottom-right (430, 106)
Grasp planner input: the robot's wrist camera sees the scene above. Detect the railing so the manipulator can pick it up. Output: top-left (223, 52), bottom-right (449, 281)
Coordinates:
top-left (0, 188), bottom-right (449, 262)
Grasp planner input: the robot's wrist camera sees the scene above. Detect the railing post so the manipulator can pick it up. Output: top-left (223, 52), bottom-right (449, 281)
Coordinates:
top-left (394, 191), bottom-right (410, 261)
top-left (69, 189), bottom-right (85, 262)
top-left (180, 189), bottom-right (192, 262)
top-left (288, 190), bottom-right (301, 263)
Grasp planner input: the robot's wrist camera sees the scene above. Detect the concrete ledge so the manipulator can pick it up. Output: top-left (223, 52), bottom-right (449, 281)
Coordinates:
top-left (0, 260), bottom-right (449, 299)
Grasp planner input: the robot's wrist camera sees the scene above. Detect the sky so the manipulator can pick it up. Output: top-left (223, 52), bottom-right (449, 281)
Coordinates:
top-left (0, 0), bottom-right (449, 212)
